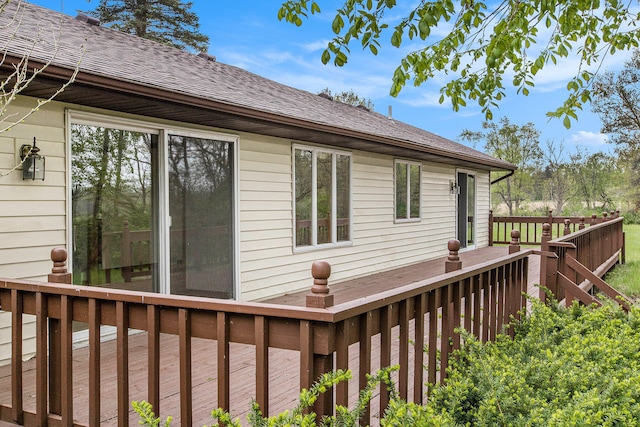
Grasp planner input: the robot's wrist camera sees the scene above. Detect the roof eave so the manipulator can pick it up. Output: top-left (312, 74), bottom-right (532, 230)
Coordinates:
top-left (2, 55), bottom-right (517, 172)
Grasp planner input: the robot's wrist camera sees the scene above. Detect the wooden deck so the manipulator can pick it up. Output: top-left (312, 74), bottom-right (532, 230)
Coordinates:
top-left (265, 245), bottom-right (541, 306)
top-left (0, 246), bottom-right (540, 427)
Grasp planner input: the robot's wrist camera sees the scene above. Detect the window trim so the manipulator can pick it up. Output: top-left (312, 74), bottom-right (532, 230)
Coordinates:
top-left (292, 144), bottom-right (352, 251)
top-left (394, 159), bottom-right (422, 223)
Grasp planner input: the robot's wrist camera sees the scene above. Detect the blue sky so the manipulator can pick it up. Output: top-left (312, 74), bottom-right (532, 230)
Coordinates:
top-left (30, 0), bottom-right (629, 157)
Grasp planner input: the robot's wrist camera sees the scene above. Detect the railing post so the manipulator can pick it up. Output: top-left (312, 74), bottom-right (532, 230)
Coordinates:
top-left (541, 223), bottom-right (551, 251)
top-left (306, 261), bottom-right (334, 308)
top-left (304, 261), bottom-right (335, 418)
top-left (489, 210), bottom-right (494, 246)
top-left (48, 247), bottom-right (71, 418)
top-left (48, 247), bottom-right (72, 284)
top-left (548, 210), bottom-right (553, 225)
top-left (591, 213), bottom-right (598, 224)
top-left (563, 219), bottom-right (571, 236)
top-left (509, 230), bottom-right (521, 254)
top-left (445, 239), bottom-right (462, 273)
top-left (578, 216), bottom-right (586, 230)
top-left (603, 212), bottom-right (608, 221)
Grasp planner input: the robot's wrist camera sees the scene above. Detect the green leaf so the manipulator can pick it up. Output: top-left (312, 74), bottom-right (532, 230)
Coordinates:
top-left (391, 31), bottom-right (401, 47)
top-left (321, 49), bottom-right (331, 64)
top-left (332, 15), bottom-right (344, 34)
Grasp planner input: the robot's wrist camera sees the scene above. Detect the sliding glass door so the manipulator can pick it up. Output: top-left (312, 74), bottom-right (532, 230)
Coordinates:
top-left (168, 135), bottom-right (234, 298)
top-left (70, 118), bottom-right (235, 299)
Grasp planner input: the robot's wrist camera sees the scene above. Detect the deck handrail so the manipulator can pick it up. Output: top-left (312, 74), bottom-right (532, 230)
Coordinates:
top-left (489, 209), bottom-right (620, 245)
top-left (539, 216), bottom-right (627, 309)
top-left (0, 243), bottom-right (530, 427)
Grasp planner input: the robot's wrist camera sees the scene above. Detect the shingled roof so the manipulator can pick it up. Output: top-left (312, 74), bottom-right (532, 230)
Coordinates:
top-left (0, 1), bottom-right (515, 171)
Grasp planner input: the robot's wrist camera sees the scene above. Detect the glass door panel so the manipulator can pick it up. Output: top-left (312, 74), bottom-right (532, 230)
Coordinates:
top-left (466, 174), bottom-right (476, 247)
top-left (168, 135), bottom-right (234, 298)
top-left (71, 124), bottom-right (158, 292)
top-left (457, 172), bottom-right (476, 249)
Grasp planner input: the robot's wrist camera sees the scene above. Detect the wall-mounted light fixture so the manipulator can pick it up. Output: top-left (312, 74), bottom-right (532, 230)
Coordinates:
top-left (450, 180), bottom-right (460, 195)
top-left (20, 137), bottom-right (45, 180)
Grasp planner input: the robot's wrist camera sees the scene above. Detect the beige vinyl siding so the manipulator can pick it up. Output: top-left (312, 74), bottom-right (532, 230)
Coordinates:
top-left (0, 98), bottom-right (67, 365)
top-left (475, 171), bottom-right (491, 247)
top-left (239, 144), bottom-right (464, 301)
top-left (0, 96), bottom-right (495, 361)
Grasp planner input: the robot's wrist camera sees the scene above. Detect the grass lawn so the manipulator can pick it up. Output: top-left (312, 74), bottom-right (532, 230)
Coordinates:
top-left (606, 223), bottom-right (640, 297)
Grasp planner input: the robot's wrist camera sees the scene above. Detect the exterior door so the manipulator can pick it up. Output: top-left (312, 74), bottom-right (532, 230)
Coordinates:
top-left (70, 116), bottom-right (235, 299)
top-left (457, 172), bottom-right (476, 249)
top-left (167, 134), bottom-right (235, 298)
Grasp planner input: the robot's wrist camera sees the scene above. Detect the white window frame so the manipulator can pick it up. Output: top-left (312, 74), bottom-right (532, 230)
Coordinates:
top-left (66, 110), bottom-right (241, 299)
top-left (292, 144), bottom-right (352, 251)
top-left (394, 159), bottom-right (422, 223)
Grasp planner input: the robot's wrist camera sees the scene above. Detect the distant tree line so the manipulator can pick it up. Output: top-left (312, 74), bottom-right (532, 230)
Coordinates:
top-left (460, 118), bottom-right (623, 217)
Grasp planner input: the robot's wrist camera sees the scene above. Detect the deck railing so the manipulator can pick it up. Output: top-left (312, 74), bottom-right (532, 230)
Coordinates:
top-left (0, 243), bottom-right (530, 427)
top-left (539, 216), bottom-right (630, 310)
top-left (490, 209), bottom-right (620, 245)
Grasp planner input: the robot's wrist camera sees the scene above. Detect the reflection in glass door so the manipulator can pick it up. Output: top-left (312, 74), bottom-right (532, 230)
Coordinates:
top-left (168, 135), bottom-right (234, 298)
top-left (71, 124), bottom-right (158, 292)
top-left (457, 172), bottom-right (476, 249)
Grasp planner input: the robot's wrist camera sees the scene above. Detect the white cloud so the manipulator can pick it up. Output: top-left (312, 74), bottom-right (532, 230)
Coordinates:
top-left (300, 40), bottom-right (330, 52)
top-left (399, 91), bottom-right (449, 108)
top-left (570, 130), bottom-right (609, 149)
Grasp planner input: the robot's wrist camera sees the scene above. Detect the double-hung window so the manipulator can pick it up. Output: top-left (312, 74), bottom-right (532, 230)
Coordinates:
top-left (294, 145), bottom-right (351, 249)
top-left (395, 160), bottom-right (421, 221)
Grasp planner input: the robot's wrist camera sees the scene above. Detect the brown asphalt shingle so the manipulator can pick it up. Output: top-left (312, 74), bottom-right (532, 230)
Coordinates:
top-left (1, 1), bottom-right (515, 170)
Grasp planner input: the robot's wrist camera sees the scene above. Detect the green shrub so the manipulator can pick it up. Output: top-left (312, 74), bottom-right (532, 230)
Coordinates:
top-left (134, 367), bottom-right (401, 427)
top-left (427, 300), bottom-right (640, 426)
top-left (622, 209), bottom-right (640, 225)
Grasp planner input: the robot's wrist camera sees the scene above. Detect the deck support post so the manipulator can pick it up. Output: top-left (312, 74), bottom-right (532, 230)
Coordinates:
top-left (445, 240), bottom-right (462, 273)
top-left (48, 248), bottom-right (71, 417)
top-left (488, 210), bottom-right (494, 246)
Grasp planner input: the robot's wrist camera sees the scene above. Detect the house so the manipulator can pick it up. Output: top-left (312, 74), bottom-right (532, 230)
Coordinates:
top-left (0, 2), bottom-right (515, 363)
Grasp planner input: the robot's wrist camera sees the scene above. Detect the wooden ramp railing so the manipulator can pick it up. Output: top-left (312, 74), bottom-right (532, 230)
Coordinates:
top-left (539, 216), bottom-right (631, 311)
top-left (0, 242), bottom-right (530, 427)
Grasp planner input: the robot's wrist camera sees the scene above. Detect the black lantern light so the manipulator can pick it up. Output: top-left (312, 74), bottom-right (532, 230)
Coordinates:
top-left (20, 137), bottom-right (45, 180)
